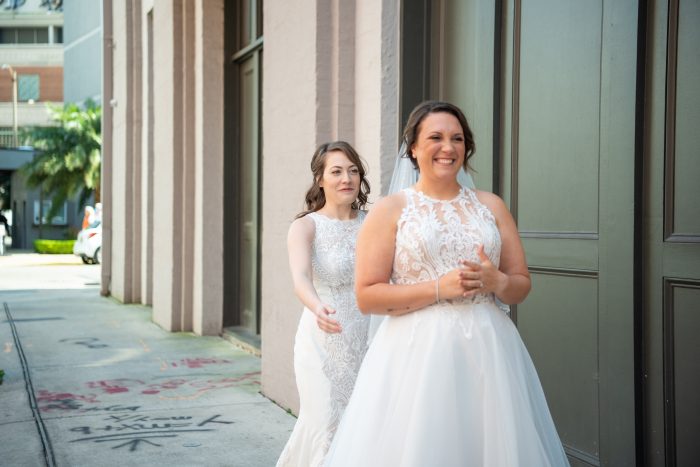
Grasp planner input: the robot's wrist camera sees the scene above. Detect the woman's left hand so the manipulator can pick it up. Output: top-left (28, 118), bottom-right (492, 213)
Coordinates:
top-left (459, 245), bottom-right (507, 297)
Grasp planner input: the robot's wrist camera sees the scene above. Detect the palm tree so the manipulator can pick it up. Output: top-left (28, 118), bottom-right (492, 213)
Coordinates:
top-left (21, 100), bottom-right (101, 225)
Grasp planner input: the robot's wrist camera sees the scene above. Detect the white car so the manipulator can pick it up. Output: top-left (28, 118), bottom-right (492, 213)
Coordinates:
top-left (73, 222), bottom-right (102, 264)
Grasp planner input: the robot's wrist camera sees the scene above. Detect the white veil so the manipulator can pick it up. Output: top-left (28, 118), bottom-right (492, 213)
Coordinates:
top-left (367, 142), bottom-right (478, 344)
top-left (385, 142), bottom-right (475, 195)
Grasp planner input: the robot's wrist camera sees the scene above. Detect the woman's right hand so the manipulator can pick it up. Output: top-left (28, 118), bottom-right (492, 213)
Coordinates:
top-left (437, 268), bottom-right (470, 301)
top-left (313, 303), bottom-right (342, 334)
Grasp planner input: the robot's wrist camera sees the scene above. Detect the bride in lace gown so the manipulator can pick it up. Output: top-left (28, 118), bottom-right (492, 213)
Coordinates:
top-left (324, 102), bottom-right (570, 467)
top-left (276, 141), bottom-right (371, 467)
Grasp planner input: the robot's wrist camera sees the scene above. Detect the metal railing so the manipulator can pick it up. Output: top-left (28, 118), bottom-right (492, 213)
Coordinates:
top-left (0, 129), bottom-right (17, 148)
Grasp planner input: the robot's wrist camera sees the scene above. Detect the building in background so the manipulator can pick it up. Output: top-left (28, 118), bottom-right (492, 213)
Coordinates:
top-left (0, 0), bottom-right (75, 249)
top-left (63, 0), bottom-right (101, 105)
top-left (102, 1), bottom-right (700, 466)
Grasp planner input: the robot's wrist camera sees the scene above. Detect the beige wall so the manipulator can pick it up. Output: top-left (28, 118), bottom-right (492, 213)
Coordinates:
top-left (107, 0), bottom-right (403, 412)
top-left (260, 0), bottom-right (401, 413)
top-left (260, 0), bottom-right (319, 412)
top-left (107, 0), bottom-right (224, 336)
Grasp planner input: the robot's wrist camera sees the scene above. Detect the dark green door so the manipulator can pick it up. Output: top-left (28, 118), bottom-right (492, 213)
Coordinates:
top-left (643, 1), bottom-right (700, 465)
top-left (402, 1), bottom-right (641, 465)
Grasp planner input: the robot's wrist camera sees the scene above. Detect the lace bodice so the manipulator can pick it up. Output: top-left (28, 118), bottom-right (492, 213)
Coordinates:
top-left (306, 210), bottom-right (369, 464)
top-left (309, 211), bottom-right (365, 299)
top-left (393, 187), bottom-right (502, 305)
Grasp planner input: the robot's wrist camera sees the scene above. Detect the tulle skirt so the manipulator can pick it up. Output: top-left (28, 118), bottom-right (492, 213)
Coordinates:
top-left (323, 301), bottom-right (570, 467)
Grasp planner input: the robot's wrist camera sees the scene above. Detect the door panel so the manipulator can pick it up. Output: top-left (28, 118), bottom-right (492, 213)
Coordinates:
top-left (506, 1), bottom-right (638, 465)
top-left (239, 56), bottom-right (260, 334)
top-left (517, 0), bottom-right (601, 234)
top-left (518, 272), bottom-right (599, 458)
top-left (645, 1), bottom-right (700, 465)
top-left (669, 283), bottom-right (700, 467)
top-left (435, 0), bottom-right (496, 191)
top-left (672, 0), bottom-right (700, 236)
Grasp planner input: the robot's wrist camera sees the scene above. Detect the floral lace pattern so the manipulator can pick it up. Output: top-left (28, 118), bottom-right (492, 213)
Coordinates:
top-left (393, 187), bottom-right (502, 306)
top-left (309, 211), bottom-right (370, 463)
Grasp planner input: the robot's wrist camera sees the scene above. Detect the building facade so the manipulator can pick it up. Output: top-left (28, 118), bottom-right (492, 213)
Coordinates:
top-left (0, 0), bottom-right (69, 248)
top-left (63, 0), bottom-right (102, 105)
top-left (103, 1), bottom-right (700, 466)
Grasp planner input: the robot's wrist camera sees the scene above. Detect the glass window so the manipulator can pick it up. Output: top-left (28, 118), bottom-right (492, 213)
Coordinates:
top-left (36, 28), bottom-right (49, 44)
top-left (17, 28), bottom-right (35, 44)
top-left (34, 200), bottom-right (67, 225)
top-left (18, 75), bottom-right (40, 102)
top-left (54, 26), bottom-right (63, 44)
top-left (0, 28), bottom-right (16, 44)
top-left (239, 0), bottom-right (251, 48)
top-left (257, 0), bottom-right (263, 38)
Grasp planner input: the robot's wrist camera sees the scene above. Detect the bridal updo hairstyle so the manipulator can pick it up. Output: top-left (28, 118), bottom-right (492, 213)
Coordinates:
top-left (402, 100), bottom-right (476, 172)
top-left (296, 141), bottom-right (371, 219)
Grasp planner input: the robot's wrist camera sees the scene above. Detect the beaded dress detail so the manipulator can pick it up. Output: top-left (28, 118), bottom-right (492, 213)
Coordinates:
top-left (276, 210), bottom-right (369, 467)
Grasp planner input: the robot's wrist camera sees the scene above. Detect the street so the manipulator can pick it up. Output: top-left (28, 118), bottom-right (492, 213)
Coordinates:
top-left (0, 253), bottom-right (294, 467)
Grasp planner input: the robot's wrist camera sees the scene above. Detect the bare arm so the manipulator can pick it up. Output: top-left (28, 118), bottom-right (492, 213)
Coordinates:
top-left (461, 191), bottom-right (531, 304)
top-left (287, 216), bottom-right (342, 333)
top-left (354, 195), bottom-right (467, 315)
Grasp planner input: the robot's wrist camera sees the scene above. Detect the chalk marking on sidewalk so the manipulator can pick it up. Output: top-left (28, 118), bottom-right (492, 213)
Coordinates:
top-left (4, 302), bottom-right (57, 467)
top-left (66, 413), bottom-right (234, 451)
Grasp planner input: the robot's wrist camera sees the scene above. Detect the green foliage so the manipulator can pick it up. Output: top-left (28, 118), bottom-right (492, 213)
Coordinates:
top-left (0, 369), bottom-right (4, 385)
top-left (34, 239), bottom-right (76, 254)
top-left (21, 100), bottom-right (102, 220)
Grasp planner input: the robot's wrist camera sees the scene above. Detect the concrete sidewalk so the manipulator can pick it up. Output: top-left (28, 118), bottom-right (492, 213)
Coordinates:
top-left (0, 254), bottom-right (294, 466)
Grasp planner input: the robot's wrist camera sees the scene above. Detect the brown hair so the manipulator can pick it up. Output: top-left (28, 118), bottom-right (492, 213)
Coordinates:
top-left (295, 141), bottom-right (371, 219)
top-left (402, 100), bottom-right (476, 171)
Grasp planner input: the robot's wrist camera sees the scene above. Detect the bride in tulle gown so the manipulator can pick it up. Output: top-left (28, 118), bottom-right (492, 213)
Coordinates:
top-left (323, 102), bottom-right (570, 467)
top-left (276, 141), bottom-right (371, 467)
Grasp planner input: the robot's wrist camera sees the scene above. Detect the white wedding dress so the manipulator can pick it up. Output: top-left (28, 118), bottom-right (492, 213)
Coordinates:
top-left (323, 188), bottom-right (570, 467)
top-left (276, 211), bottom-right (370, 467)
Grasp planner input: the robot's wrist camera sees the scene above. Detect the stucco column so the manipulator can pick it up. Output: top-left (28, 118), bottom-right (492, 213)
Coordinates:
top-left (354, 0), bottom-right (401, 196)
top-left (139, 0), bottom-right (155, 305)
top-left (260, 0), bottom-right (402, 413)
top-left (109, 0), bottom-right (134, 303)
top-left (261, 0), bottom-right (321, 412)
top-left (192, 0), bottom-right (224, 336)
top-left (151, 1), bottom-right (183, 330)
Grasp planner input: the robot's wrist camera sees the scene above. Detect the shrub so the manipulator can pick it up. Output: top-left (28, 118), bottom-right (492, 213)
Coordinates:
top-left (34, 239), bottom-right (76, 254)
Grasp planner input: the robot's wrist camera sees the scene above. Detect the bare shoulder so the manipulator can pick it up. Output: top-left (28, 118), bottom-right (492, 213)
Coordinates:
top-left (370, 192), bottom-right (406, 216)
top-left (364, 192), bottom-right (406, 226)
top-left (288, 214), bottom-right (315, 241)
top-left (473, 190), bottom-right (515, 229)
top-left (473, 190), bottom-right (508, 215)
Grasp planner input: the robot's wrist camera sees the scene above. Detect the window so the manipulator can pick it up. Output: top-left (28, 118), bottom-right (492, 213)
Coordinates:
top-left (17, 28), bottom-right (35, 44)
top-left (54, 26), bottom-right (63, 44)
top-left (37, 28), bottom-right (49, 43)
top-left (33, 200), bottom-right (67, 225)
top-left (0, 27), bottom-right (52, 44)
top-left (18, 75), bottom-right (40, 102)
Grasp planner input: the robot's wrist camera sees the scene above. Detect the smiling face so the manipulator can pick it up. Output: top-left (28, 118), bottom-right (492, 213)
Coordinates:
top-left (410, 112), bottom-right (466, 181)
top-left (318, 150), bottom-right (361, 208)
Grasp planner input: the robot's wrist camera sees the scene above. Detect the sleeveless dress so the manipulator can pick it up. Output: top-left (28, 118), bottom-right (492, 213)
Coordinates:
top-left (323, 188), bottom-right (570, 467)
top-left (276, 210), bottom-right (370, 467)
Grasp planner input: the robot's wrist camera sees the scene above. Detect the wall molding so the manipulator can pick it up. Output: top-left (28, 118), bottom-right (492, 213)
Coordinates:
top-left (528, 266), bottom-right (599, 278)
top-left (520, 231), bottom-right (599, 240)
